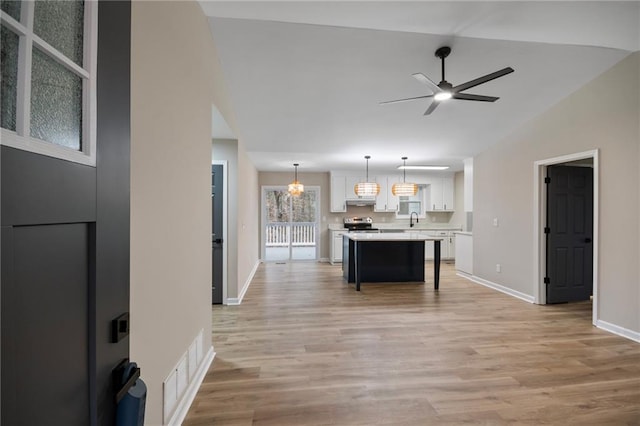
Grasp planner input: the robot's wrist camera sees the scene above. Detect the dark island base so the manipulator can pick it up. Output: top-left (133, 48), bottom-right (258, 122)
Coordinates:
top-left (343, 236), bottom-right (441, 291)
top-left (343, 240), bottom-right (425, 283)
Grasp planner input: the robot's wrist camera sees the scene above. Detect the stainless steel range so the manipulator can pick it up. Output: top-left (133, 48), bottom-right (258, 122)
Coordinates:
top-left (343, 217), bottom-right (379, 233)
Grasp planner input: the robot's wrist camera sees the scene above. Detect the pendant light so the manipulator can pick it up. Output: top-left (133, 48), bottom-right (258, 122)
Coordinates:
top-left (288, 163), bottom-right (304, 196)
top-left (354, 155), bottom-right (380, 197)
top-left (392, 157), bottom-right (418, 196)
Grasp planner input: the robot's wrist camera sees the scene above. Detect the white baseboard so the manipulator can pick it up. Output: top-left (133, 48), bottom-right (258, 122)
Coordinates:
top-left (166, 346), bottom-right (215, 426)
top-left (458, 275), bottom-right (640, 344)
top-left (596, 320), bottom-right (640, 343)
top-left (459, 272), bottom-right (535, 304)
top-left (226, 260), bottom-right (260, 305)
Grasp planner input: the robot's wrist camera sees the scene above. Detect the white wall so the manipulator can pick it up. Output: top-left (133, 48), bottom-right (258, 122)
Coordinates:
top-left (473, 52), bottom-right (639, 334)
top-left (130, 2), bottom-right (217, 424)
top-left (236, 143), bottom-right (260, 299)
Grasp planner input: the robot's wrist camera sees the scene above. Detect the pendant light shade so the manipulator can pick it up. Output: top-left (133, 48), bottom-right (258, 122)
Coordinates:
top-left (355, 155), bottom-right (380, 197)
top-left (392, 157), bottom-right (418, 196)
top-left (288, 163), bottom-right (304, 196)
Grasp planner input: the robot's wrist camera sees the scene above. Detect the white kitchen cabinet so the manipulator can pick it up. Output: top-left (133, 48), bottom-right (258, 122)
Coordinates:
top-left (374, 175), bottom-right (400, 213)
top-left (330, 176), bottom-right (347, 212)
top-left (374, 178), bottom-right (387, 212)
top-left (448, 231), bottom-right (455, 260)
top-left (442, 177), bottom-right (454, 211)
top-left (423, 230), bottom-right (455, 260)
top-left (386, 176), bottom-right (400, 212)
top-left (427, 177), bottom-right (455, 211)
top-left (345, 176), bottom-right (367, 200)
top-left (330, 230), bottom-right (348, 264)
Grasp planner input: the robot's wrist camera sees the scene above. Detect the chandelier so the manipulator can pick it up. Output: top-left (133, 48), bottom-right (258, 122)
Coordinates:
top-left (354, 155), bottom-right (380, 197)
top-left (288, 163), bottom-right (304, 196)
top-left (392, 157), bottom-right (418, 196)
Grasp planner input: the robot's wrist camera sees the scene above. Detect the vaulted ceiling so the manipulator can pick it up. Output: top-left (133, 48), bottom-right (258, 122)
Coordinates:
top-left (200, 1), bottom-right (639, 172)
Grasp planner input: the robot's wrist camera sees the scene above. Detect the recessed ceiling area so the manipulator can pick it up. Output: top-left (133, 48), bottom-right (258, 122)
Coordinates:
top-left (200, 1), bottom-right (639, 172)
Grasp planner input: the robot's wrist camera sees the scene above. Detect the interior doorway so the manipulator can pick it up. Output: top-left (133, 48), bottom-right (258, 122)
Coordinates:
top-left (533, 150), bottom-right (599, 324)
top-left (546, 163), bottom-right (594, 303)
top-left (262, 186), bottom-right (320, 261)
top-left (212, 160), bottom-right (227, 304)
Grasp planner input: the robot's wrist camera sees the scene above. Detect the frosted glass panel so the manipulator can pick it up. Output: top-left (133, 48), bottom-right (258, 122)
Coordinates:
top-left (34, 1), bottom-right (84, 65)
top-left (0, 0), bottom-right (21, 21)
top-left (31, 48), bottom-right (82, 150)
top-left (1, 25), bottom-right (19, 131)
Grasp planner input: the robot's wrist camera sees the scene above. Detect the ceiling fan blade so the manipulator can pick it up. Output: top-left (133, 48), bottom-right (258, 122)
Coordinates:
top-left (412, 73), bottom-right (441, 94)
top-left (452, 67), bottom-right (514, 93)
top-left (423, 101), bottom-right (440, 115)
top-left (380, 94), bottom-right (434, 105)
top-left (452, 93), bottom-right (499, 102)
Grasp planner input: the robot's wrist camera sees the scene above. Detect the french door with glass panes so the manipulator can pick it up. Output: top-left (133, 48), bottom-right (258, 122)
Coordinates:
top-left (263, 186), bottom-right (320, 261)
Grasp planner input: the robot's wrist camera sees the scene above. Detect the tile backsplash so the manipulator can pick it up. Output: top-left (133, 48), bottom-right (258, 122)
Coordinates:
top-left (329, 206), bottom-right (461, 228)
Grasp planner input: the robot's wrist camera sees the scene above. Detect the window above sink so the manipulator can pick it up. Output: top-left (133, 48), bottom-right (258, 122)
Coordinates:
top-left (396, 185), bottom-right (426, 219)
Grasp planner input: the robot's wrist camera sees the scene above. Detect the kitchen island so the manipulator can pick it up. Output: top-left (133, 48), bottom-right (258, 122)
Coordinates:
top-left (343, 233), bottom-right (442, 291)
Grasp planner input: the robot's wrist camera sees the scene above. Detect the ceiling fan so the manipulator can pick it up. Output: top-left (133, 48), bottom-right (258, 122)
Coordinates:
top-left (381, 46), bottom-right (514, 115)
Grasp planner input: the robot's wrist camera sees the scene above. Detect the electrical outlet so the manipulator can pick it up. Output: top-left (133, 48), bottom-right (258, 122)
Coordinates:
top-left (496, 264), bottom-right (501, 273)
top-left (493, 218), bottom-right (499, 227)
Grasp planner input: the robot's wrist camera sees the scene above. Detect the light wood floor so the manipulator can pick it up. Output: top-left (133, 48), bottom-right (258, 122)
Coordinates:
top-left (184, 262), bottom-right (640, 425)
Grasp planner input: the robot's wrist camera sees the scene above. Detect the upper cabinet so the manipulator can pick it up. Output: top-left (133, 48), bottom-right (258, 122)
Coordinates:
top-left (374, 175), bottom-right (400, 213)
top-left (426, 177), bottom-right (455, 211)
top-left (331, 172), bottom-right (379, 212)
top-left (330, 171), bottom-right (455, 213)
top-left (330, 175), bottom-right (347, 212)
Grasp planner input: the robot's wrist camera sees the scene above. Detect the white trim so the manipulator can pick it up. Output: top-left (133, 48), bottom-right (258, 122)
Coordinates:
top-left (32, 34), bottom-right (90, 78)
top-left (165, 346), bottom-right (215, 426)
top-left (596, 320), bottom-right (640, 343)
top-left (458, 273), bottom-right (639, 343)
top-left (533, 150), bottom-right (599, 326)
top-left (85, 0), bottom-right (98, 165)
top-left (226, 260), bottom-right (259, 305)
top-left (213, 160), bottom-right (228, 305)
top-left (458, 272), bottom-right (535, 304)
top-left (0, 131), bottom-right (96, 166)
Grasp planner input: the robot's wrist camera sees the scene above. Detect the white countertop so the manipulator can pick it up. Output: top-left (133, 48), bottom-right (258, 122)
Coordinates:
top-left (374, 224), bottom-right (462, 231)
top-left (346, 232), bottom-right (444, 242)
top-left (328, 224), bottom-right (462, 231)
top-left (454, 231), bottom-right (473, 236)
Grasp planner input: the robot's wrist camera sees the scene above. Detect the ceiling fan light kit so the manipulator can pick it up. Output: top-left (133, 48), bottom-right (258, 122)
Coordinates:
top-left (354, 155), bottom-right (380, 197)
top-left (381, 46), bottom-right (514, 115)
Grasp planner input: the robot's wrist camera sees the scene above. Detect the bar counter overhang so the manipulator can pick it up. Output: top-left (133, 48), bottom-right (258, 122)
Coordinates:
top-left (342, 233), bottom-right (443, 291)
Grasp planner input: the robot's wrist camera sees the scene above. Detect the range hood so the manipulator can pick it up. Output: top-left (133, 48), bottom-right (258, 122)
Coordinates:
top-left (346, 198), bottom-right (376, 206)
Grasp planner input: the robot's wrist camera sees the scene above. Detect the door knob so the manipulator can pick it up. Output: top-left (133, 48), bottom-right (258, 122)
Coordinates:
top-left (214, 238), bottom-right (223, 244)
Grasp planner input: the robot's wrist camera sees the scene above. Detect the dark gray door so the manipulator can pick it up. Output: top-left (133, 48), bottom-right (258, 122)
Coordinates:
top-left (1, 2), bottom-right (131, 424)
top-left (212, 164), bottom-right (224, 304)
top-left (546, 165), bottom-right (594, 303)
top-left (2, 222), bottom-right (90, 425)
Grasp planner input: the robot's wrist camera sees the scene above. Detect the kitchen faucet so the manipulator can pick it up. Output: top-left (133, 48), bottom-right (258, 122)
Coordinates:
top-left (410, 212), bottom-right (419, 228)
